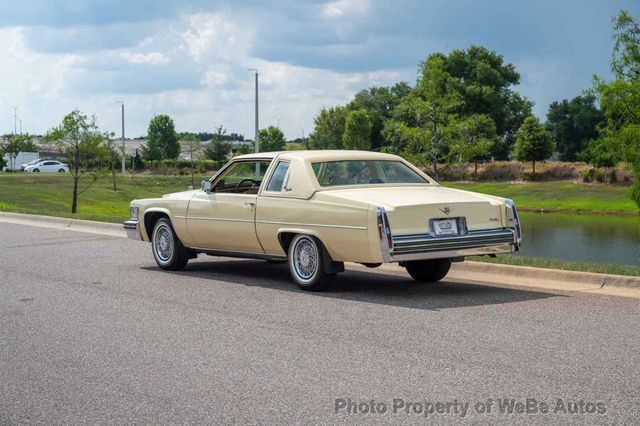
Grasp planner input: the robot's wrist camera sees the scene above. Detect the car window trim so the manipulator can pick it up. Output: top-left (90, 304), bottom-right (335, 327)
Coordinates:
top-left (263, 160), bottom-right (291, 193)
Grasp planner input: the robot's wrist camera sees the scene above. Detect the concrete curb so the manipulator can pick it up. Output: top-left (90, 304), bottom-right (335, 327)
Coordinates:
top-left (452, 261), bottom-right (640, 289)
top-left (0, 212), bottom-right (124, 237)
top-left (1, 211), bottom-right (638, 290)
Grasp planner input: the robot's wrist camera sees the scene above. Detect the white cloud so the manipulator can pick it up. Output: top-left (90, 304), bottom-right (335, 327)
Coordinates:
top-left (322, 0), bottom-right (371, 19)
top-left (0, 9), bottom-right (409, 139)
top-left (121, 51), bottom-right (169, 65)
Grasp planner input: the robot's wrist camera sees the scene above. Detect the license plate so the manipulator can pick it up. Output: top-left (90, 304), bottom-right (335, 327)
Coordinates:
top-left (433, 218), bottom-right (458, 236)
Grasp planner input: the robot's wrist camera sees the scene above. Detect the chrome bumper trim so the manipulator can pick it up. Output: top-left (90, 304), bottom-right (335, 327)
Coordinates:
top-left (123, 220), bottom-right (143, 241)
top-left (386, 228), bottom-right (517, 262)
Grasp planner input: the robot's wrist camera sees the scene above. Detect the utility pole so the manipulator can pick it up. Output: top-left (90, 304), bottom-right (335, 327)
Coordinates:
top-left (13, 106), bottom-right (18, 135)
top-left (249, 69), bottom-right (259, 177)
top-left (18, 118), bottom-right (22, 135)
top-left (117, 102), bottom-right (125, 174)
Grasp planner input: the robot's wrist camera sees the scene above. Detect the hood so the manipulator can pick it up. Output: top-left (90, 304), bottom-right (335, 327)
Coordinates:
top-left (162, 189), bottom-right (199, 200)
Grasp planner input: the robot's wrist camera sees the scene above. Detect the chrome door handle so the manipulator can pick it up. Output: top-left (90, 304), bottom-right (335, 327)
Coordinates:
top-left (244, 202), bottom-right (255, 209)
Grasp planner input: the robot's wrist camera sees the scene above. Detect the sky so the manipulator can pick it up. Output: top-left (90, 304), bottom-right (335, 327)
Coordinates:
top-left (0, 0), bottom-right (638, 140)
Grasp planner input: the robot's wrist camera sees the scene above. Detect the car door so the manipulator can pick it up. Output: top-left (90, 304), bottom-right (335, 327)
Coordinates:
top-left (42, 161), bottom-right (57, 172)
top-left (186, 159), bottom-right (272, 252)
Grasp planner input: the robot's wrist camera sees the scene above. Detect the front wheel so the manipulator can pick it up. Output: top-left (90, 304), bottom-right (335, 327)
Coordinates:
top-left (151, 218), bottom-right (190, 271)
top-left (33, 168), bottom-right (40, 172)
top-left (288, 234), bottom-right (333, 291)
top-left (404, 259), bottom-right (451, 282)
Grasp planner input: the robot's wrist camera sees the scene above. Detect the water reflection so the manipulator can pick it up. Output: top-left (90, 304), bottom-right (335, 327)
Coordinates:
top-left (517, 212), bottom-right (640, 266)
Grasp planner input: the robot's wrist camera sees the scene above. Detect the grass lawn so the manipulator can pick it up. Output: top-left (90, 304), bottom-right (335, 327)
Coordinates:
top-left (0, 173), bottom-right (208, 223)
top-left (469, 254), bottom-right (640, 278)
top-left (443, 181), bottom-right (638, 215)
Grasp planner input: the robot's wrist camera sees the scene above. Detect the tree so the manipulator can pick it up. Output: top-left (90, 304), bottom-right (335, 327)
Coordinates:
top-left (347, 82), bottom-right (411, 150)
top-left (307, 106), bottom-right (347, 149)
top-left (342, 109), bottom-right (372, 150)
top-left (259, 126), bottom-right (286, 152)
top-left (144, 114), bottom-right (179, 160)
top-left (592, 10), bottom-right (640, 207)
top-left (0, 134), bottom-right (37, 170)
top-left (1, 136), bottom-right (20, 171)
top-left (204, 125), bottom-right (231, 162)
top-left (546, 94), bottom-right (604, 161)
top-left (381, 53), bottom-right (469, 179)
top-left (45, 110), bottom-right (108, 213)
top-left (440, 45), bottom-right (533, 159)
top-left (513, 116), bottom-right (555, 175)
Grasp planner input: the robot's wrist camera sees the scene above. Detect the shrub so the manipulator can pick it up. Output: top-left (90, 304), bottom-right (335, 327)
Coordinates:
top-left (477, 163), bottom-right (524, 181)
top-left (595, 170), bottom-right (605, 183)
top-left (539, 164), bottom-right (577, 180)
top-left (582, 169), bottom-right (592, 182)
top-left (630, 181), bottom-right (640, 209)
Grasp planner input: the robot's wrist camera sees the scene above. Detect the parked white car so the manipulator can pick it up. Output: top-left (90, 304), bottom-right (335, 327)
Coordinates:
top-left (24, 160), bottom-right (69, 173)
top-left (20, 158), bottom-right (45, 171)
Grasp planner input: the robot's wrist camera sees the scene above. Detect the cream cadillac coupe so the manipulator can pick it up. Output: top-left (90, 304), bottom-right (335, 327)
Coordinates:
top-left (124, 150), bottom-right (521, 291)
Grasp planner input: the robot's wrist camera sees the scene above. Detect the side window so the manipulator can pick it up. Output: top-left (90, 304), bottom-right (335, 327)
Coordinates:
top-left (266, 161), bottom-right (290, 192)
top-left (44, 161), bottom-right (56, 166)
top-left (212, 160), bottom-right (271, 194)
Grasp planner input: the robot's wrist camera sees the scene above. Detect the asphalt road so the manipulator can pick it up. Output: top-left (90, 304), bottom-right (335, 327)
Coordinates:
top-left (1, 221), bottom-right (639, 425)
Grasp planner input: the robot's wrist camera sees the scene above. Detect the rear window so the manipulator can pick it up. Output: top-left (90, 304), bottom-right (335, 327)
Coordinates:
top-left (312, 160), bottom-right (427, 187)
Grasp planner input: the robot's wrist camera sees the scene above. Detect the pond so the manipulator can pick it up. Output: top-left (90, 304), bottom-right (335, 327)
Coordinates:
top-left (516, 212), bottom-right (640, 266)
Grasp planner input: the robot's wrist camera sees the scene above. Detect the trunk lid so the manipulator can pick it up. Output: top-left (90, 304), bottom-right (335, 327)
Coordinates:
top-left (319, 186), bottom-right (505, 235)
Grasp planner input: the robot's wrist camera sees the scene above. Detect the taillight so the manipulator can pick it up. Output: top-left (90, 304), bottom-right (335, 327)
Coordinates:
top-left (506, 199), bottom-right (522, 244)
top-left (376, 207), bottom-right (394, 251)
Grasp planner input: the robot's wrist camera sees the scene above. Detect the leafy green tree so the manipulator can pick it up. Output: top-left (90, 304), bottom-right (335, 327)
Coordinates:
top-left (381, 53), bottom-right (486, 179)
top-left (204, 125), bottom-right (231, 161)
top-left (592, 10), bottom-right (640, 207)
top-left (347, 82), bottom-right (411, 149)
top-left (1, 134), bottom-right (38, 170)
top-left (259, 126), bottom-right (286, 152)
top-left (1, 136), bottom-right (21, 171)
top-left (441, 45), bottom-right (533, 159)
top-left (144, 114), bottom-right (179, 160)
top-left (307, 106), bottom-right (347, 149)
top-left (45, 110), bottom-right (108, 213)
top-left (513, 116), bottom-right (555, 175)
top-left (453, 114), bottom-right (498, 177)
top-left (546, 94), bottom-right (604, 161)
top-left (342, 109), bottom-right (372, 150)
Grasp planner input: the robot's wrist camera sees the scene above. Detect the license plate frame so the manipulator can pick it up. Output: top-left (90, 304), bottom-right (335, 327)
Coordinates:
top-left (430, 217), bottom-right (463, 236)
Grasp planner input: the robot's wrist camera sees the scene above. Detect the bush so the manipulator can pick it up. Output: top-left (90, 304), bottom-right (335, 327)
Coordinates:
top-left (630, 181), bottom-right (640, 209)
top-left (582, 169), bottom-right (593, 182)
top-left (595, 170), bottom-right (605, 183)
top-left (477, 163), bottom-right (524, 181)
top-left (539, 164), bottom-right (577, 180)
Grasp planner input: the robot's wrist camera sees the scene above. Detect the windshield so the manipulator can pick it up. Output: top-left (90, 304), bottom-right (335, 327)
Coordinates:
top-left (312, 160), bottom-right (429, 187)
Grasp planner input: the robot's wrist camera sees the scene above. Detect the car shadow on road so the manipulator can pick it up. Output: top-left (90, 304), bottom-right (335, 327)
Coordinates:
top-left (144, 257), bottom-right (565, 311)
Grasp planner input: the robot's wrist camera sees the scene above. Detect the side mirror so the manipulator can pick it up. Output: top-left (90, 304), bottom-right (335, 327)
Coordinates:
top-left (201, 180), bottom-right (213, 193)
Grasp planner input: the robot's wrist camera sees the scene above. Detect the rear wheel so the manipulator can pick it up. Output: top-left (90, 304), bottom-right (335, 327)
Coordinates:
top-left (404, 259), bottom-right (451, 282)
top-left (58, 168), bottom-right (65, 173)
top-left (151, 218), bottom-right (190, 271)
top-left (288, 234), bottom-right (332, 291)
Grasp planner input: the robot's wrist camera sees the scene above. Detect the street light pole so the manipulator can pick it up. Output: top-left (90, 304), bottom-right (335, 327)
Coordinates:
top-left (13, 106), bottom-right (18, 135)
top-left (249, 69), bottom-right (259, 177)
top-left (117, 102), bottom-right (125, 174)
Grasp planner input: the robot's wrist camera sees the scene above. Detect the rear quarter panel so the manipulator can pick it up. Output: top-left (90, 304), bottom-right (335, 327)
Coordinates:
top-left (255, 195), bottom-right (376, 262)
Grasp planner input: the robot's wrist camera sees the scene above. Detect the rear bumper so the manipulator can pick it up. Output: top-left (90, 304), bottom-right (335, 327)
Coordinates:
top-left (381, 228), bottom-right (518, 262)
top-left (123, 220), bottom-right (143, 241)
